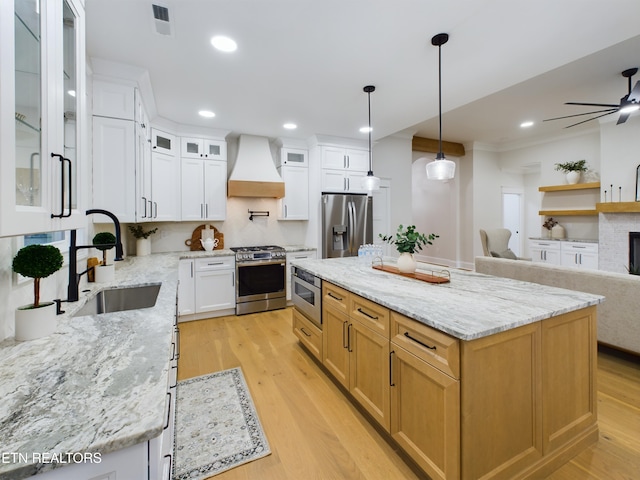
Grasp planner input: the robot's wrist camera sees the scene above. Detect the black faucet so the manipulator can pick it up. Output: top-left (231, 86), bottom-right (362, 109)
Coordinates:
top-left (66, 209), bottom-right (124, 303)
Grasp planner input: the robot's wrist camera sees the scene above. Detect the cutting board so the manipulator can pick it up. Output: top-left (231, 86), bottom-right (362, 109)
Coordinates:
top-left (185, 225), bottom-right (224, 251)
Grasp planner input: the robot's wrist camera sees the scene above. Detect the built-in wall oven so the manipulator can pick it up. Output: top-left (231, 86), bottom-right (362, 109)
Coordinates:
top-left (231, 246), bottom-right (286, 315)
top-left (291, 266), bottom-right (322, 328)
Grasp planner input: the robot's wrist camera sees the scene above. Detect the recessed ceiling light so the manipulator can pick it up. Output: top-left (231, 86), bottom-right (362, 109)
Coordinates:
top-left (360, 126), bottom-right (372, 134)
top-left (520, 121), bottom-right (534, 128)
top-left (283, 123), bottom-right (297, 130)
top-left (199, 110), bottom-right (215, 118)
top-left (211, 35), bottom-right (237, 52)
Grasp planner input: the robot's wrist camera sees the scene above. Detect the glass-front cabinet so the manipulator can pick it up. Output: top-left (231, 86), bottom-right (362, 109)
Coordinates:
top-left (0, 0), bottom-right (86, 237)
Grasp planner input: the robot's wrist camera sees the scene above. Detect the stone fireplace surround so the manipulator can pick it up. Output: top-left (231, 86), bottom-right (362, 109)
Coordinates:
top-left (599, 212), bottom-right (640, 273)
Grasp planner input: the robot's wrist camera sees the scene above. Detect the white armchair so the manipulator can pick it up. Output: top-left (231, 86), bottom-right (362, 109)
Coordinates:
top-left (479, 229), bottom-right (530, 260)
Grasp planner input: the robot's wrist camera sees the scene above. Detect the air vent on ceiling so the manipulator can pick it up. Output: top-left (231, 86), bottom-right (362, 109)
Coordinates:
top-left (151, 4), bottom-right (172, 36)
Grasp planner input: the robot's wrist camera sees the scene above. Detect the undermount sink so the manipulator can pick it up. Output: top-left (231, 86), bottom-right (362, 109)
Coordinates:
top-left (73, 283), bottom-right (161, 317)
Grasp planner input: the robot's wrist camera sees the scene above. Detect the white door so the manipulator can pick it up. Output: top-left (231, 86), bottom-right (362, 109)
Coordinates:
top-left (203, 160), bottom-right (227, 220)
top-left (180, 159), bottom-right (205, 221)
top-left (502, 188), bottom-right (523, 256)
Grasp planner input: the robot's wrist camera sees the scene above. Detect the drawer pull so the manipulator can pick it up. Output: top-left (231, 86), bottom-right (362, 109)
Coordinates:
top-left (300, 327), bottom-right (312, 337)
top-left (404, 331), bottom-right (436, 350)
top-left (357, 307), bottom-right (378, 320)
top-left (328, 292), bottom-right (343, 301)
top-left (389, 350), bottom-right (395, 387)
top-left (164, 392), bottom-right (172, 430)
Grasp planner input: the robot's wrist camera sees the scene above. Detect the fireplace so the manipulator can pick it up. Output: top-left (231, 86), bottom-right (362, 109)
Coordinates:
top-left (629, 232), bottom-right (640, 274)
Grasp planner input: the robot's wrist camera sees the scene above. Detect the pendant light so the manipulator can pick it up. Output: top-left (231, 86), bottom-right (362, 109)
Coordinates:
top-left (361, 85), bottom-right (381, 191)
top-left (426, 33), bottom-right (456, 181)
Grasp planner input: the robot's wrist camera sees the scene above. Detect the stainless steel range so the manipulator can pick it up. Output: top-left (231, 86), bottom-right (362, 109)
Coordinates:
top-left (230, 245), bottom-right (287, 315)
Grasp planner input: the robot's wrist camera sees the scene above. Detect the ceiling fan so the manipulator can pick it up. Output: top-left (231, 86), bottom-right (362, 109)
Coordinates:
top-left (543, 68), bottom-right (640, 128)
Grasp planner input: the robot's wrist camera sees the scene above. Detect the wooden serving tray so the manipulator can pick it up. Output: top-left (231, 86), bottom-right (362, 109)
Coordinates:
top-left (372, 264), bottom-right (450, 284)
top-left (185, 225), bottom-right (224, 251)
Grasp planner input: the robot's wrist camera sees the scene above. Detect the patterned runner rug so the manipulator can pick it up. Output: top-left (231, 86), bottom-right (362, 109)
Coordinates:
top-left (173, 367), bottom-right (271, 479)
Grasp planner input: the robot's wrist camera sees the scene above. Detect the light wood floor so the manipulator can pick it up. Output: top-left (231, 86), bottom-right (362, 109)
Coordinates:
top-left (178, 308), bottom-right (640, 480)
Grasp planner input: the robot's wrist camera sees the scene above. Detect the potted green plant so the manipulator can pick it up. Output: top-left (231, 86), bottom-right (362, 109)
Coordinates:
top-left (93, 231), bottom-right (117, 283)
top-left (555, 160), bottom-right (588, 184)
top-left (128, 224), bottom-right (158, 257)
top-left (12, 244), bottom-right (64, 341)
top-left (380, 224), bottom-right (438, 273)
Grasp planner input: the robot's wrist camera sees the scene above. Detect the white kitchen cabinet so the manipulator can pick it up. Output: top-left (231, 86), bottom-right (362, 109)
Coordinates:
top-left (321, 169), bottom-right (368, 193)
top-left (31, 441), bottom-right (148, 479)
top-left (179, 256), bottom-right (236, 321)
top-left (285, 250), bottom-right (317, 302)
top-left (181, 158), bottom-right (227, 221)
top-left (92, 116), bottom-right (137, 222)
top-left (0, 0), bottom-right (86, 236)
top-left (93, 79), bottom-right (135, 120)
top-left (529, 240), bottom-right (561, 265)
top-left (181, 136), bottom-right (227, 160)
top-left (277, 165), bottom-right (308, 220)
top-left (92, 83), bottom-right (152, 223)
top-left (150, 151), bottom-right (180, 221)
top-left (195, 257), bottom-right (235, 313)
top-left (151, 128), bottom-right (178, 156)
top-left (560, 241), bottom-right (598, 270)
top-left (277, 147), bottom-right (308, 167)
top-left (178, 259), bottom-right (196, 316)
top-left (321, 146), bottom-right (369, 171)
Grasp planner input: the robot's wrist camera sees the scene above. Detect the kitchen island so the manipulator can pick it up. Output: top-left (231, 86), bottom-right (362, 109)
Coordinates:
top-left (290, 256), bottom-right (604, 480)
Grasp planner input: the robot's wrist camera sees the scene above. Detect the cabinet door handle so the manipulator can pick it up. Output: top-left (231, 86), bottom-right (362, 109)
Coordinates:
top-left (200, 204), bottom-right (204, 218)
top-left (142, 196), bottom-right (148, 218)
top-left (284, 205), bottom-right (288, 218)
top-left (190, 262), bottom-right (194, 278)
top-left (404, 331), bottom-right (436, 350)
top-left (154, 201), bottom-right (158, 218)
top-left (50, 153), bottom-right (72, 218)
top-left (300, 327), bottom-right (312, 337)
top-left (205, 203), bottom-right (208, 218)
top-left (357, 307), bottom-right (378, 320)
top-left (164, 392), bottom-right (172, 429)
top-left (342, 320), bottom-right (349, 349)
top-left (389, 350), bottom-right (395, 387)
top-left (347, 323), bottom-right (353, 352)
top-left (328, 292), bottom-right (343, 302)
top-left (163, 454), bottom-right (172, 480)
top-left (232, 272), bottom-right (235, 286)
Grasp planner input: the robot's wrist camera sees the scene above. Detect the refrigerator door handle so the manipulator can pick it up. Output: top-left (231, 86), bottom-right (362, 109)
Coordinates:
top-left (348, 200), bottom-right (357, 255)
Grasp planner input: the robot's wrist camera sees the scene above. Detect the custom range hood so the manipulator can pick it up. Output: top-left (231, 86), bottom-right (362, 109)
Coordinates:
top-left (228, 135), bottom-right (285, 198)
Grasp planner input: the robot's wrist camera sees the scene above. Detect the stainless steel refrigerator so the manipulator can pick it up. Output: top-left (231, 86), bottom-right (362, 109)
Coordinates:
top-left (322, 193), bottom-right (373, 258)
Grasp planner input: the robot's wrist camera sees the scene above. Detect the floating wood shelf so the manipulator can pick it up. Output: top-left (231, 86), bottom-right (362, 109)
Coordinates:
top-left (538, 209), bottom-right (598, 216)
top-left (596, 202), bottom-right (640, 213)
top-left (538, 182), bottom-right (600, 192)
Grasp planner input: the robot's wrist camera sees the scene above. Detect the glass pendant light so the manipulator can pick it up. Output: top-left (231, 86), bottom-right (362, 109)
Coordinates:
top-left (361, 85), bottom-right (381, 191)
top-left (426, 33), bottom-right (456, 181)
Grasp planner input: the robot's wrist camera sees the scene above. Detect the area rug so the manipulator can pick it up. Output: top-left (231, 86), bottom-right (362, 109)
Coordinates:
top-left (173, 367), bottom-right (271, 479)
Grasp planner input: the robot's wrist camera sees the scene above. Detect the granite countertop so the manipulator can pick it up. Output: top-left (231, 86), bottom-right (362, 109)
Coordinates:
top-left (290, 256), bottom-right (604, 341)
top-left (0, 253), bottom-right (182, 479)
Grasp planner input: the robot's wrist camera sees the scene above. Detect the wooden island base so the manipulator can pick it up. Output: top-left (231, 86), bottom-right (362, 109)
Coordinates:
top-left (294, 280), bottom-right (599, 480)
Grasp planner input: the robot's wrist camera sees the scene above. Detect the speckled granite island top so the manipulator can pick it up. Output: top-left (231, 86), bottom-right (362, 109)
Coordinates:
top-left (290, 257), bottom-right (604, 340)
top-left (0, 253), bottom-right (196, 479)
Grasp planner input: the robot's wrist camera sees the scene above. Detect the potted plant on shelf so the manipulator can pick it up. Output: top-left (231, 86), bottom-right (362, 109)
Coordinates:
top-left (380, 224), bottom-right (438, 273)
top-left (128, 224), bottom-right (158, 257)
top-left (93, 232), bottom-right (117, 283)
top-left (555, 159), bottom-right (588, 184)
top-left (12, 244), bottom-right (64, 341)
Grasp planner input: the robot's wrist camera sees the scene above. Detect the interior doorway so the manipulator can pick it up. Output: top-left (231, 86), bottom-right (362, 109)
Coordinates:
top-left (502, 188), bottom-right (524, 256)
top-left (372, 179), bottom-right (391, 254)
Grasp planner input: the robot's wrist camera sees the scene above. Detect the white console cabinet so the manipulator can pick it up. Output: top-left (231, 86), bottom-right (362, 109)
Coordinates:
top-left (529, 239), bottom-right (598, 270)
top-left (560, 241), bottom-right (599, 270)
top-left (529, 240), bottom-right (561, 265)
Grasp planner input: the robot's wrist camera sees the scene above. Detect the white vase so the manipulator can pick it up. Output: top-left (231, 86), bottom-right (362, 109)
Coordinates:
top-left (566, 171), bottom-right (581, 184)
top-left (136, 238), bottom-right (151, 256)
top-left (95, 264), bottom-right (115, 283)
top-left (397, 252), bottom-right (417, 273)
top-left (551, 224), bottom-right (566, 239)
top-left (15, 302), bottom-right (57, 341)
